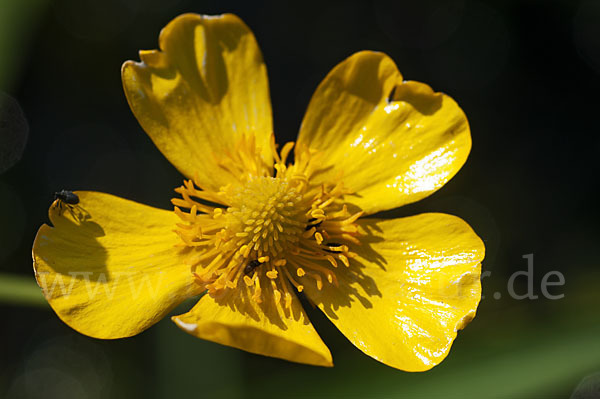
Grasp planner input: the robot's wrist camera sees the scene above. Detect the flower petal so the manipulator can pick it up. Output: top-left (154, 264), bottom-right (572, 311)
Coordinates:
top-left (172, 284), bottom-right (333, 367)
top-left (297, 51), bottom-right (471, 214)
top-left (33, 191), bottom-right (200, 339)
top-left (122, 13), bottom-right (273, 190)
top-left (301, 213), bottom-right (484, 371)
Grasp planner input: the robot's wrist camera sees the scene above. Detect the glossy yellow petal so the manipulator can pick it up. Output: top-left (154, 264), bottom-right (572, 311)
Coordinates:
top-left (122, 13), bottom-right (273, 190)
top-left (301, 213), bottom-right (484, 371)
top-left (297, 51), bottom-right (471, 214)
top-left (172, 284), bottom-right (333, 367)
top-left (33, 191), bottom-right (200, 339)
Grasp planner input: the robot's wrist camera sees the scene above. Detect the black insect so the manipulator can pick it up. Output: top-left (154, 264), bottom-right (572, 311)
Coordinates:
top-left (244, 259), bottom-right (262, 275)
top-left (305, 217), bottom-right (322, 231)
top-left (54, 190), bottom-right (79, 213)
top-left (324, 242), bottom-right (343, 253)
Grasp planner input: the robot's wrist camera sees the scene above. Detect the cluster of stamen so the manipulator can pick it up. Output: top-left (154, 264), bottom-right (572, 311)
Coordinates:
top-left (172, 135), bottom-right (363, 310)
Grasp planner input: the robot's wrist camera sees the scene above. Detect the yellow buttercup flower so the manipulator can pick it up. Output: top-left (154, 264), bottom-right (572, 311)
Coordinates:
top-left (33, 13), bottom-right (485, 371)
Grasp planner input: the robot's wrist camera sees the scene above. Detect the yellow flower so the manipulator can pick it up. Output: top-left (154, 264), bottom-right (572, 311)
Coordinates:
top-left (33, 13), bottom-right (485, 371)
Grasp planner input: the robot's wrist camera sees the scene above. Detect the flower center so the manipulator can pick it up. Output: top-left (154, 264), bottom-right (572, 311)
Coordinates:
top-left (224, 176), bottom-right (304, 259)
top-left (171, 136), bottom-right (363, 308)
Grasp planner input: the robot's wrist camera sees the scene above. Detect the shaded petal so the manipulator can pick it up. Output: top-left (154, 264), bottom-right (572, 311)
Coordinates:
top-left (172, 284), bottom-right (332, 367)
top-left (33, 191), bottom-right (200, 339)
top-left (297, 51), bottom-right (471, 214)
top-left (301, 213), bottom-right (484, 371)
top-left (122, 13), bottom-right (273, 190)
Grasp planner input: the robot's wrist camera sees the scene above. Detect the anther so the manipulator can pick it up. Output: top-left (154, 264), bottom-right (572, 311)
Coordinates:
top-left (315, 232), bottom-right (324, 244)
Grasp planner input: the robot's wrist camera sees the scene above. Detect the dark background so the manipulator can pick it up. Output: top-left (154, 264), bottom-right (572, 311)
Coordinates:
top-left (1, 0), bottom-right (599, 397)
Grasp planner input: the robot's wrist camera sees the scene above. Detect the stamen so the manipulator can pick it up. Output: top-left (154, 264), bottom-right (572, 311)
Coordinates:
top-left (273, 259), bottom-right (287, 266)
top-left (314, 232), bottom-right (323, 245)
top-left (284, 292), bottom-right (293, 310)
top-left (289, 256), bottom-right (338, 287)
top-left (282, 266), bottom-right (304, 293)
top-left (253, 275), bottom-right (262, 303)
top-left (266, 270), bottom-right (278, 279)
top-left (307, 272), bottom-right (323, 290)
top-left (339, 254), bottom-right (350, 267)
top-left (272, 280), bottom-right (282, 304)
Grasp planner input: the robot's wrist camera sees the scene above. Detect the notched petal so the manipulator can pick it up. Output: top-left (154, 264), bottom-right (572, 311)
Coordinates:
top-left (298, 51), bottom-right (471, 215)
top-left (172, 282), bottom-right (333, 367)
top-left (33, 191), bottom-right (199, 339)
top-left (301, 213), bottom-right (485, 371)
top-left (121, 13), bottom-right (274, 191)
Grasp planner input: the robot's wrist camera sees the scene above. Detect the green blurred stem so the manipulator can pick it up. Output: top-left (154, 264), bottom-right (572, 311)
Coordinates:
top-left (0, 273), bottom-right (47, 307)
